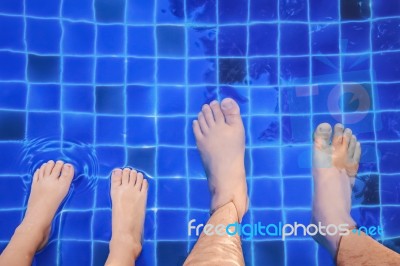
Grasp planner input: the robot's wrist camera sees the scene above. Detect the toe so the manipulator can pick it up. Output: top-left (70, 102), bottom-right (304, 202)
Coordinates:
top-left (192, 120), bottom-right (203, 140)
top-left (353, 142), bottom-right (361, 163)
top-left (122, 168), bottom-right (130, 185)
top-left (33, 169), bottom-right (39, 182)
top-left (332, 123), bottom-right (344, 146)
top-left (51, 160), bottom-right (64, 178)
top-left (61, 164), bottom-right (74, 183)
top-left (210, 100), bottom-right (224, 123)
top-left (130, 169), bottom-right (138, 185)
top-left (141, 179), bottom-right (149, 192)
top-left (44, 160), bottom-right (55, 177)
top-left (202, 104), bottom-right (215, 126)
top-left (111, 169), bottom-right (123, 187)
top-left (343, 128), bottom-right (352, 146)
top-left (313, 123), bottom-right (332, 149)
top-left (39, 163), bottom-right (46, 179)
top-left (221, 98), bottom-right (241, 126)
top-left (135, 172), bottom-right (144, 190)
top-left (348, 135), bottom-right (357, 159)
top-left (198, 112), bottom-right (209, 134)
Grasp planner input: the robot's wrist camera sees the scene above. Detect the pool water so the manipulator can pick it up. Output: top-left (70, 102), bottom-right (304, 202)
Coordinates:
top-left (0, 0), bottom-right (400, 265)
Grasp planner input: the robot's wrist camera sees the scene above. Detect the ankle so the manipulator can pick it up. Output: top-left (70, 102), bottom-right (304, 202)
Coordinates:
top-left (110, 235), bottom-right (142, 259)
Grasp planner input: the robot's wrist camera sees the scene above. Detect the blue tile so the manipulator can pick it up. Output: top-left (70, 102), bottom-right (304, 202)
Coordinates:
top-left (97, 25), bottom-right (125, 55)
top-left (374, 52), bottom-right (400, 82)
top-left (127, 58), bottom-right (155, 83)
top-left (312, 84), bottom-right (336, 113)
top-left (0, 0), bottom-right (23, 14)
top-left (251, 88), bottom-right (278, 114)
top-left (95, 86), bottom-right (124, 114)
top-left (344, 113), bottom-right (375, 141)
top-left (127, 0), bottom-right (155, 23)
top-left (312, 56), bottom-right (340, 83)
top-left (282, 146), bottom-right (311, 176)
top-left (128, 26), bottom-right (155, 56)
top-left (0, 16), bottom-right (24, 50)
top-left (137, 242), bottom-right (155, 266)
top-left (284, 178), bottom-right (312, 207)
top-left (158, 86), bottom-right (185, 115)
top-left (249, 24), bottom-right (278, 56)
top-left (61, 211), bottom-right (92, 239)
top-left (186, 0), bottom-right (216, 23)
top-left (156, 0), bottom-right (184, 23)
top-left (249, 58), bottom-right (278, 85)
top-left (342, 22), bottom-right (370, 53)
top-left (310, 0), bottom-right (339, 21)
top-left (95, 0), bottom-right (125, 23)
top-left (0, 177), bottom-right (25, 208)
top-left (63, 85), bottom-right (94, 113)
top-left (0, 52), bottom-right (25, 80)
top-left (252, 178), bottom-right (281, 207)
top-left (187, 148), bottom-right (204, 178)
top-left (92, 241), bottom-right (109, 266)
top-left (96, 147), bottom-right (125, 176)
top-left (219, 58), bottom-right (247, 85)
top-left (60, 241), bottom-right (92, 265)
top-left (286, 240), bottom-right (317, 265)
top-left (341, 0), bottom-right (370, 20)
top-left (189, 179), bottom-right (210, 209)
top-left (96, 116), bottom-right (124, 144)
top-left (312, 24), bottom-right (339, 54)
top-left (342, 55), bottom-right (370, 82)
top-left (127, 117), bottom-right (156, 145)
top-left (219, 0), bottom-right (247, 22)
top-left (373, 0), bottom-right (400, 17)
top-left (27, 112), bottom-right (61, 139)
top-left (357, 143), bottom-right (378, 173)
top-left (158, 147), bottom-right (186, 176)
top-left (380, 175), bottom-right (400, 204)
top-left (281, 24), bottom-right (309, 55)
top-left (158, 117), bottom-right (186, 145)
top-left (64, 113), bottom-right (94, 143)
top-left (158, 59), bottom-right (185, 84)
top-left (280, 0), bottom-right (307, 21)
top-left (29, 84), bottom-right (60, 110)
top-left (188, 86), bottom-right (216, 114)
top-left (252, 148), bottom-right (280, 176)
top-left (157, 241), bottom-right (187, 265)
top-left (27, 18), bottom-right (61, 53)
top-left (95, 178), bottom-right (111, 208)
top-left (64, 188), bottom-right (94, 209)
top-left (62, 0), bottom-right (93, 20)
top-left (63, 22), bottom-right (95, 55)
top-left (373, 19), bottom-right (400, 51)
top-left (157, 26), bottom-right (185, 56)
top-left (96, 58), bottom-right (124, 84)
top-left (0, 83), bottom-right (26, 109)
top-left (127, 86), bottom-right (155, 115)
top-left (0, 210), bottom-right (22, 240)
top-left (250, 0), bottom-right (277, 20)
top-left (281, 86), bottom-right (311, 114)
top-left (34, 241), bottom-right (57, 266)
top-left (188, 27), bottom-right (216, 57)
top-left (280, 57), bottom-right (310, 85)
top-left (26, 0), bottom-right (59, 16)
top-left (28, 55), bottom-right (60, 82)
top-left (0, 143), bottom-right (23, 174)
top-left (127, 148), bottom-right (155, 176)
top-left (92, 210), bottom-right (111, 241)
top-left (218, 26), bottom-right (246, 56)
top-left (254, 241), bottom-right (284, 265)
top-left (382, 207), bottom-right (400, 237)
top-left (0, 111), bottom-right (25, 140)
top-left (250, 116), bottom-right (280, 145)
top-left (158, 179), bottom-right (187, 208)
top-left (157, 211), bottom-right (188, 239)
top-left (282, 116), bottom-right (311, 144)
top-left (374, 83), bottom-right (400, 110)
top-left (379, 143), bottom-right (400, 173)
top-left (189, 59), bottom-right (216, 84)
top-left (63, 57), bottom-right (94, 83)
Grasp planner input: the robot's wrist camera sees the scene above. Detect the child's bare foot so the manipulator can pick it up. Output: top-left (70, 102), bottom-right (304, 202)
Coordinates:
top-left (192, 98), bottom-right (248, 221)
top-left (20, 160), bottom-right (74, 250)
top-left (312, 123), bottom-right (361, 256)
top-left (106, 168), bottom-right (148, 266)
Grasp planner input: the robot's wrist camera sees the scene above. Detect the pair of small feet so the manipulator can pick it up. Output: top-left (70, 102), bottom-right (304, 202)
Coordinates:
top-left (20, 160), bottom-right (148, 261)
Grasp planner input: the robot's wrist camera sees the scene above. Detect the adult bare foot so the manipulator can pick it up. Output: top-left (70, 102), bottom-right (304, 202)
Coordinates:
top-left (192, 98), bottom-right (248, 222)
top-left (0, 160), bottom-right (74, 266)
top-left (106, 168), bottom-right (148, 266)
top-left (312, 123), bottom-right (361, 256)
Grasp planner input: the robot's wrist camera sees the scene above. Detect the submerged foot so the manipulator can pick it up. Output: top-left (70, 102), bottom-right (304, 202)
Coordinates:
top-left (312, 123), bottom-right (361, 256)
top-left (107, 168), bottom-right (148, 264)
top-left (193, 98), bottom-right (248, 222)
top-left (21, 160), bottom-right (74, 250)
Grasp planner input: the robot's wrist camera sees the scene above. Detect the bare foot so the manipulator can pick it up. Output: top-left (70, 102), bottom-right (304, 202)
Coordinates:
top-left (106, 168), bottom-right (148, 266)
top-left (192, 98), bottom-right (248, 222)
top-left (21, 160), bottom-right (74, 250)
top-left (312, 123), bottom-right (361, 256)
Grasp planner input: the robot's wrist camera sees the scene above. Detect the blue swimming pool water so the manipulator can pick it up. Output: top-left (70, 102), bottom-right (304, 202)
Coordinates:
top-left (0, 0), bottom-right (400, 265)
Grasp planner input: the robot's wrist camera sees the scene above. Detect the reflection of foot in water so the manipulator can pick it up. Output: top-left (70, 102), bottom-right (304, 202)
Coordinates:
top-left (105, 168), bottom-right (148, 266)
top-left (0, 160), bottom-right (74, 265)
top-left (311, 123), bottom-right (361, 256)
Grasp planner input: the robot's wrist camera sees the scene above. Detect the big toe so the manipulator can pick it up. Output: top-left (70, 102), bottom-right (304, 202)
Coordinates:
top-left (221, 98), bottom-right (242, 126)
top-left (332, 123), bottom-right (344, 146)
top-left (314, 123), bottom-right (332, 149)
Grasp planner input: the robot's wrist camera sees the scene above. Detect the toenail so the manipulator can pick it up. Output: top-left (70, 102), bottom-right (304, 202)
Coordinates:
top-left (64, 165), bottom-right (71, 172)
top-left (210, 100), bottom-right (218, 106)
top-left (222, 99), bottom-right (233, 109)
top-left (319, 126), bottom-right (330, 133)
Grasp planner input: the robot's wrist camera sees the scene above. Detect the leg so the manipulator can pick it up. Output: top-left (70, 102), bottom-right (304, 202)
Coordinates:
top-left (0, 160), bottom-right (74, 266)
top-left (105, 168), bottom-right (148, 266)
top-left (311, 123), bottom-right (400, 264)
top-left (185, 98), bottom-right (248, 265)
